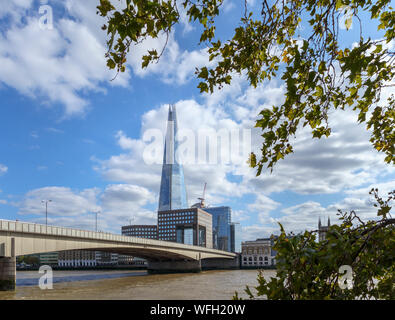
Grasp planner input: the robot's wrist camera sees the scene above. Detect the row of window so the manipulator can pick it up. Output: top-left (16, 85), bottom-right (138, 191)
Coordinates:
top-left (243, 256), bottom-right (269, 261)
top-left (159, 232), bottom-right (175, 236)
top-left (124, 232), bottom-right (157, 236)
top-left (159, 217), bottom-right (194, 221)
top-left (242, 261), bottom-right (271, 265)
top-left (58, 261), bottom-right (97, 266)
top-left (123, 227), bottom-right (156, 231)
top-left (242, 249), bottom-right (271, 254)
top-left (125, 232), bottom-right (156, 235)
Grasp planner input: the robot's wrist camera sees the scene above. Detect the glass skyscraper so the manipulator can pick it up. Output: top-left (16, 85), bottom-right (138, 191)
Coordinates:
top-left (230, 222), bottom-right (242, 253)
top-left (203, 206), bottom-right (233, 252)
top-left (158, 105), bottom-right (188, 211)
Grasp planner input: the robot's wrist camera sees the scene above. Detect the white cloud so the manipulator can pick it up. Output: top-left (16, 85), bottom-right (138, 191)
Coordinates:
top-left (0, 1), bottom-right (130, 117)
top-left (18, 186), bottom-right (101, 217)
top-left (126, 32), bottom-right (215, 86)
top-left (0, 164), bottom-right (8, 175)
top-left (100, 184), bottom-right (157, 228)
top-left (16, 183), bottom-right (157, 233)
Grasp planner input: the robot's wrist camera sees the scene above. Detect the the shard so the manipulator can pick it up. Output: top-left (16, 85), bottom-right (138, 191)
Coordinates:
top-left (158, 105), bottom-right (188, 211)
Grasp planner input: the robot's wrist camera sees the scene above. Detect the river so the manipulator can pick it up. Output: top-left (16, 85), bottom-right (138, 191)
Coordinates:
top-left (0, 269), bottom-right (276, 300)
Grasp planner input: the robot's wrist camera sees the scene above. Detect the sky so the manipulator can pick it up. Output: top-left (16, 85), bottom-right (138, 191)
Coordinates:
top-left (0, 0), bottom-right (393, 241)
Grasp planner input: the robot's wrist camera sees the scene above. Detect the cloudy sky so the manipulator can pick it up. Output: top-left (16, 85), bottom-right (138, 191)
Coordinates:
top-left (0, 0), bottom-right (393, 241)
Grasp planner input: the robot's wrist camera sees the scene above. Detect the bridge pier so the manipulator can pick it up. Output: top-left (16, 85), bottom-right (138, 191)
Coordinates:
top-left (201, 256), bottom-right (240, 270)
top-left (0, 257), bottom-right (16, 291)
top-left (147, 260), bottom-right (202, 274)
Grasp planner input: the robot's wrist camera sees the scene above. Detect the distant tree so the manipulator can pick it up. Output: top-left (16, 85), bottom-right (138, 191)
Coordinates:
top-left (17, 255), bottom-right (39, 265)
top-left (97, 0), bottom-right (394, 173)
top-left (233, 188), bottom-right (394, 300)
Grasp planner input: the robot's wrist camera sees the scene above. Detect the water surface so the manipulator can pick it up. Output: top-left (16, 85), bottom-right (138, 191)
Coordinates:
top-left (0, 269), bottom-right (276, 300)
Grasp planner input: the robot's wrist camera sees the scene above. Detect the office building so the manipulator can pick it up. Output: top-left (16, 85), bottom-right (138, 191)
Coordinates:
top-left (230, 222), bottom-right (242, 253)
top-left (203, 206), bottom-right (232, 251)
top-left (118, 254), bottom-right (134, 265)
top-left (241, 238), bottom-right (276, 267)
top-left (96, 251), bottom-right (119, 265)
top-left (58, 250), bottom-right (97, 267)
top-left (158, 207), bottom-right (212, 248)
top-left (121, 225), bottom-right (158, 239)
top-left (39, 252), bottom-right (58, 265)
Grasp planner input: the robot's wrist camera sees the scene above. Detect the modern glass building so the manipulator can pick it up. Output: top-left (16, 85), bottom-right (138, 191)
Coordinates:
top-left (157, 207), bottom-right (213, 248)
top-left (158, 104), bottom-right (188, 211)
top-left (203, 206), bottom-right (233, 252)
top-left (230, 222), bottom-right (242, 253)
top-left (121, 225), bottom-right (158, 239)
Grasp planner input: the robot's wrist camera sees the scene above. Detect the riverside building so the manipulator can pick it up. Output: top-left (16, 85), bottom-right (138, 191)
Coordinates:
top-left (58, 250), bottom-right (96, 267)
top-left (241, 238), bottom-right (276, 267)
top-left (121, 225), bottom-right (158, 239)
top-left (158, 207), bottom-right (212, 248)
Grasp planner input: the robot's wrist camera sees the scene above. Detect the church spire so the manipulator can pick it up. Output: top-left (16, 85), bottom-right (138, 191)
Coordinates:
top-left (158, 105), bottom-right (188, 211)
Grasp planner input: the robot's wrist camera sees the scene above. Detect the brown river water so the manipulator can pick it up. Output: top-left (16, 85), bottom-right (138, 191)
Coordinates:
top-left (0, 269), bottom-right (276, 300)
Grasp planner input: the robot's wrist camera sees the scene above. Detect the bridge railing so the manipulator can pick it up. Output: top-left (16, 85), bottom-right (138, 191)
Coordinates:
top-left (0, 219), bottom-right (236, 257)
top-left (0, 219), bottom-right (136, 243)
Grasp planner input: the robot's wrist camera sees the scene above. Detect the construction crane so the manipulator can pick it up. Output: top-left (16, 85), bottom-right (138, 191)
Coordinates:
top-left (198, 182), bottom-right (207, 208)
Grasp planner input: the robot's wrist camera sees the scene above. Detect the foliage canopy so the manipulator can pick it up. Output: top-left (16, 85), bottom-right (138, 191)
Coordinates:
top-left (97, 0), bottom-right (394, 174)
top-left (234, 189), bottom-right (395, 300)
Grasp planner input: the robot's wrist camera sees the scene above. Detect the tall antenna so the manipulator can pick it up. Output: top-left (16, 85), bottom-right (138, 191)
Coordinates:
top-left (198, 182), bottom-right (207, 208)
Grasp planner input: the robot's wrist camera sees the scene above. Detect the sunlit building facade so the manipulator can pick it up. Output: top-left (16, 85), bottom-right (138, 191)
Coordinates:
top-left (158, 207), bottom-right (212, 248)
top-left (58, 250), bottom-right (96, 267)
top-left (241, 238), bottom-right (276, 267)
top-left (121, 225), bottom-right (158, 239)
top-left (230, 222), bottom-right (242, 253)
top-left (203, 206), bottom-right (233, 252)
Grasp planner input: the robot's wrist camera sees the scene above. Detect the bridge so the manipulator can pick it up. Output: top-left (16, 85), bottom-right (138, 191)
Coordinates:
top-left (0, 219), bottom-right (237, 290)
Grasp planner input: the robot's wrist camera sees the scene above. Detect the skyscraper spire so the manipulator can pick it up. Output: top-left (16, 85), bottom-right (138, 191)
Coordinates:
top-left (158, 105), bottom-right (188, 211)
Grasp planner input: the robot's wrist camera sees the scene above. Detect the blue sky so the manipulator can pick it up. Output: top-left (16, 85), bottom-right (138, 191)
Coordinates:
top-left (0, 0), bottom-right (393, 240)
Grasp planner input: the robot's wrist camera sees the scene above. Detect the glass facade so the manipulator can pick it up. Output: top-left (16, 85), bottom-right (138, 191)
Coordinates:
top-left (184, 228), bottom-right (194, 245)
top-left (203, 206), bottom-right (232, 252)
top-left (230, 222), bottom-right (242, 253)
top-left (158, 105), bottom-right (188, 211)
top-left (121, 225), bottom-right (158, 239)
top-left (158, 208), bottom-right (212, 248)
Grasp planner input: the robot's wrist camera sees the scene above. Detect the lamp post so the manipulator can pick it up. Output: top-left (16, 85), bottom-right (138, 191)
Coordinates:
top-left (41, 200), bottom-right (52, 226)
top-left (128, 217), bottom-right (134, 226)
top-left (93, 211), bottom-right (100, 232)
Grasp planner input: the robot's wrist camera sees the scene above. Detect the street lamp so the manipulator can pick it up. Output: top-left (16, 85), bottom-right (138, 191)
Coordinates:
top-left (41, 200), bottom-right (52, 226)
top-left (92, 211), bottom-right (100, 232)
top-left (128, 216), bottom-right (134, 226)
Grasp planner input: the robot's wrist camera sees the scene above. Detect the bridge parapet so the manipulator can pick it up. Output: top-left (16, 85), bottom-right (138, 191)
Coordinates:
top-left (0, 219), bottom-right (238, 291)
top-left (0, 219), bottom-right (236, 258)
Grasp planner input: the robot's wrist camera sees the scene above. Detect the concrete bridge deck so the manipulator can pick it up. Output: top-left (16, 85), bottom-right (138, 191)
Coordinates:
top-left (0, 219), bottom-right (238, 290)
